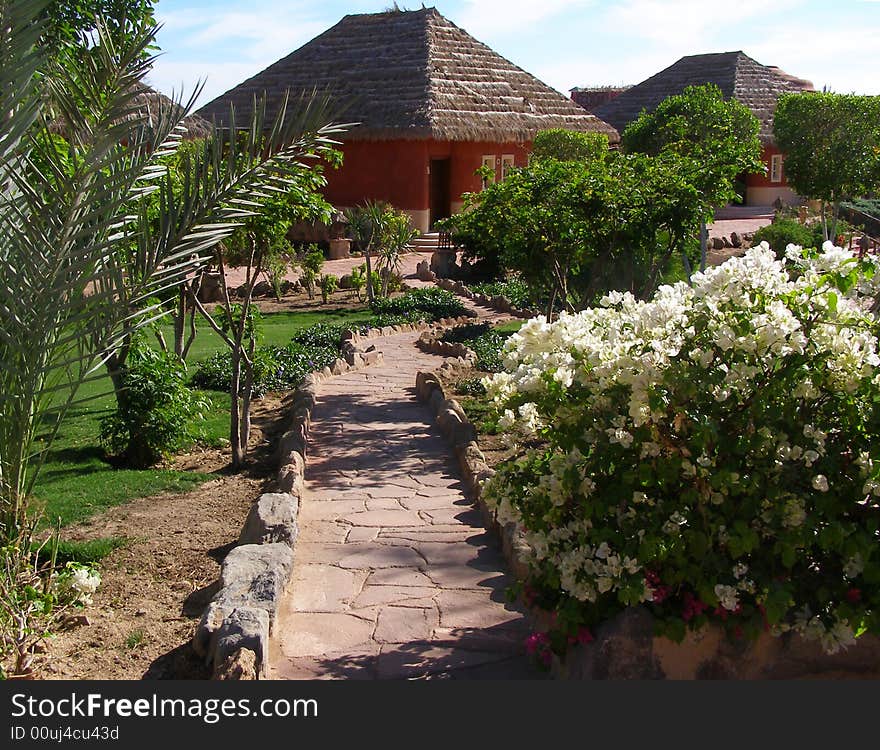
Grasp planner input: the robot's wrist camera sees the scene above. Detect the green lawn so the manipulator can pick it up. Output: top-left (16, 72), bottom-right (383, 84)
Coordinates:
top-left (31, 306), bottom-right (373, 535)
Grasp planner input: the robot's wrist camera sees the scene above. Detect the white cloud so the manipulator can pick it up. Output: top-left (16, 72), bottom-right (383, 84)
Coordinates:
top-left (456, 0), bottom-right (596, 37)
top-left (145, 59), bottom-right (273, 107)
top-left (747, 23), bottom-right (880, 94)
top-left (156, 5), bottom-right (326, 61)
top-left (603, 0), bottom-right (801, 46)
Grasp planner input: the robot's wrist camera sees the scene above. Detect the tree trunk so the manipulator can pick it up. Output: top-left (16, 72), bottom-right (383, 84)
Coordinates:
top-left (365, 246), bottom-right (374, 302)
top-left (230, 348), bottom-right (244, 470)
top-left (700, 221), bottom-right (708, 272)
top-left (239, 338), bottom-right (256, 452)
top-left (174, 286), bottom-right (186, 360)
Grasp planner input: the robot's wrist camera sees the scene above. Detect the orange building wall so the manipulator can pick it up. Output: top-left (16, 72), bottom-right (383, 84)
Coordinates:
top-left (744, 144), bottom-right (801, 206)
top-left (322, 138), bottom-right (531, 231)
top-left (323, 139), bottom-right (429, 210)
top-left (746, 145), bottom-right (784, 189)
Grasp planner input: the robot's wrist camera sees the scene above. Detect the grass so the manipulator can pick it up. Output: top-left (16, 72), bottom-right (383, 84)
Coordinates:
top-left (124, 629), bottom-right (146, 650)
top-left (31, 306), bottom-right (374, 531)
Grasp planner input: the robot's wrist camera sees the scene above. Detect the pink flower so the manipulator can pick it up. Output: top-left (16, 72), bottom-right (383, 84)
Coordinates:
top-left (577, 627), bottom-right (594, 644)
top-left (682, 592), bottom-right (708, 622)
top-left (525, 632), bottom-right (549, 655)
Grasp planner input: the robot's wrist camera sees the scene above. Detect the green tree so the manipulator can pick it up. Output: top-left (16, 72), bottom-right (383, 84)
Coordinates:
top-left (446, 152), bottom-right (705, 316)
top-left (344, 200), bottom-right (400, 301)
top-left (774, 92), bottom-right (880, 241)
top-left (0, 0), bottom-right (344, 670)
top-left (532, 129), bottom-right (609, 163)
top-left (622, 83), bottom-right (764, 270)
top-left (189, 157), bottom-right (340, 470)
top-left (40, 0), bottom-right (156, 53)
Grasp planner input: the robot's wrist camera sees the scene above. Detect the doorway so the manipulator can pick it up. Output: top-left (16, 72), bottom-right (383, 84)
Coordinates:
top-left (429, 158), bottom-right (451, 229)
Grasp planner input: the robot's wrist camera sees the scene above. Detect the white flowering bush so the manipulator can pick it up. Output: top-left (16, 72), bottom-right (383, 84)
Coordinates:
top-left (57, 563), bottom-right (102, 607)
top-left (484, 242), bottom-right (880, 657)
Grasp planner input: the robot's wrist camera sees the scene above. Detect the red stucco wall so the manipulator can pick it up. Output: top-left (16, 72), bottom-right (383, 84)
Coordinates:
top-left (323, 138), bottom-right (531, 212)
top-left (745, 144), bottom-right (786, 188)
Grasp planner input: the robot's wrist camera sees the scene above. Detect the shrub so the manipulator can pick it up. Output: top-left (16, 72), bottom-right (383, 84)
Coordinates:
top-left (370, 287), bottom-right (467, 321)
top-left (532, 129), bottom-right (609, 163)
top-left (100, 344), bottom-right (207, 468)
top-left (370, 311), bottom-right (428, 328)
top-left (348, 265), bottom-right (367, 301)
top-left (841, 199), bottom-right (880, 238)
top-left (469, 278), bottom-right (533, 309)
top-left (290, 322), bottom-right (370, 350)
top-left (298, 244), bottom-right (324, 299)
top-left (440, 323), bottom-right (492, 344)
top-left (484, 242), bottom-right (880, 658)
top-left (441, 323), bottom-right (514, 372)
top-left (455, 378), bottom-right (487, 397)
top-left (752, 218), bottom-right (822, 255)
top-left (320, 273), bottom-right (339, 303)
top-left (191, 341), bottom-right (337, 398)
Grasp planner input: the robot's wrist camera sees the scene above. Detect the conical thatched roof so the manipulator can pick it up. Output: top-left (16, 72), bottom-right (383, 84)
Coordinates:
top-left (48, 83), bottom-right (214, 141)
top-left (197, 7), bottom-right (618, 143)
top-left (130, 83), bottom-right (214, 140)
top-left (593, 51), bottom-right (814, 144)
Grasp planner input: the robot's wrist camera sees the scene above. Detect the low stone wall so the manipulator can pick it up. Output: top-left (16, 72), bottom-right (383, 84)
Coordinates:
top-left (435, 278), bottom-right (536, 319)
top-left (559, 607), bottom-right (880, 680)
top-left (415, 368), bottom-right (529, 581)
top-left (193, 338), bottom-right (385, 680)
top-left (414, 316), bottom-right (481, 365)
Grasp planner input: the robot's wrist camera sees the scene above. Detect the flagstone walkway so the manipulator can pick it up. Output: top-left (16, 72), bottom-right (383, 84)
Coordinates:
top-left (269, 307), bottom-right (539, 679)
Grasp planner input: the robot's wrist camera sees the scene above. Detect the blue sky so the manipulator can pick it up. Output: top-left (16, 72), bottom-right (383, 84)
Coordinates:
top-left (147, 1), bottom-right (880, 108)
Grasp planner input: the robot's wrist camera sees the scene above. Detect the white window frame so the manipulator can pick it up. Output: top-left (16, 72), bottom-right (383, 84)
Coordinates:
top-left (770, 154), bottom-right (783, 183)
top-left (501, 154), bottom-right (516, 180)
top-left (481, 155), bottom-right (497, 188)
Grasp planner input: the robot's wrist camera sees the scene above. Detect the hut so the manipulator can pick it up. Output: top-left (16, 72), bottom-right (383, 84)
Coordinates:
top-left (591, 51), bottom-right (814, 206)
top-left (196, 7), bottom-right (617, 234)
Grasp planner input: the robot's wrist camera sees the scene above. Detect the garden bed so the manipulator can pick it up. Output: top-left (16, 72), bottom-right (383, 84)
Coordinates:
top-left (33, 395), bottom-right (287, 680)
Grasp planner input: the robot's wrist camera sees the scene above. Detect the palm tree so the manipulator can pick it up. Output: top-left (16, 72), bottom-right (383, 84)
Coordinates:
top-left (0, 0), bottom-right (345, 538)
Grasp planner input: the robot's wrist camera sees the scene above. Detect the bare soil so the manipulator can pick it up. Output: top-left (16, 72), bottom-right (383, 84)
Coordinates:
top-left (33, 395), bottom-right (289, 680)
top-left (437, 363), bottom-right (524, 469)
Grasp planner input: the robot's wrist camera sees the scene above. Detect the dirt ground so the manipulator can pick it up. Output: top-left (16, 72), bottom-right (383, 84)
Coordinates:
top-left (32, 396), bottom-right (288, 681)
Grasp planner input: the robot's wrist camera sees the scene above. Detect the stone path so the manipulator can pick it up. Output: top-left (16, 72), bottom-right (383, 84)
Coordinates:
top-left (269, 311), bottom-right (539, 680)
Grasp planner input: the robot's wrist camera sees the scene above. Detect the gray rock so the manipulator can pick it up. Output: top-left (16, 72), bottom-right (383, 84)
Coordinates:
top-left (712, 236), bottom-right (725, 250)
top-left (212, 609), bottom-right (269, 680)
top-left (252, 280), bottom-right (272, 297)
top-left (277, 452), bottom-right (305, 496)
top-left (239, 493), bottom-right (299, 548)
top-left (730, 231), bottom-right (742, 248)
top-left (722, 235), bottom-right (732, 248)
top-left (215, 544), bottom-right (294, 631)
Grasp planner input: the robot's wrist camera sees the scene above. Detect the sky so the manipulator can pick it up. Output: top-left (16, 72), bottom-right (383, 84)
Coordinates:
top-left (146, 0), bottom-right (880, 109)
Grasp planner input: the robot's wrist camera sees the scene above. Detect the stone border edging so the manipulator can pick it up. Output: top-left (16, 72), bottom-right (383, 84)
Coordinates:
top-left (193, 333), bottom-right (393, 680)
top-left (415, 367), bottom-right (530, 581)
top-left (435, 278), bottom-right (536, 319)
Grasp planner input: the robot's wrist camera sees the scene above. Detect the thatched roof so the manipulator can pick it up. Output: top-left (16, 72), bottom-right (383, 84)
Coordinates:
top-left (48, 83), bottom-right (214, 141)
top-left (196, 7), bottom-right (618, 143)
top-left (130, 83), bottom-right (214, 140)
top-left (593, 51), bottom-right (814, 144)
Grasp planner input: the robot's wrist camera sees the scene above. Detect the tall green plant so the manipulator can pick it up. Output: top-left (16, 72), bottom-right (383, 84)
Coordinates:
top-left (0, 1), bottom-right (347, 528)
top-left (774, 92), bottom-right (880, 242)
top-left (622, 83), bottom-right (764, 272)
